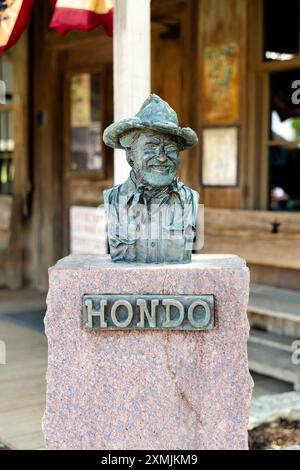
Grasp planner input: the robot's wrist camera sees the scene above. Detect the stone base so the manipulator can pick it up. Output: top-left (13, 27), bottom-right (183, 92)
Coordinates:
top-left (43, 254), bottom-right (253, 450)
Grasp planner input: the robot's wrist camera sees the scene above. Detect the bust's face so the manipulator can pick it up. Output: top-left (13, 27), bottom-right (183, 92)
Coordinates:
top-left (130, 131), bottom-right (180, 188)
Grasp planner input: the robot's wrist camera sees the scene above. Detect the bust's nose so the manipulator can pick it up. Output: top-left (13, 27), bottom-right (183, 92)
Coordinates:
top-left (158, 149), bottom-right (167, 163)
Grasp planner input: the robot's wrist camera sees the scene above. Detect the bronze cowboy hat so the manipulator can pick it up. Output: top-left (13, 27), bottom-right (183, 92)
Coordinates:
top-left (103, 94), bottom-right (198, 151)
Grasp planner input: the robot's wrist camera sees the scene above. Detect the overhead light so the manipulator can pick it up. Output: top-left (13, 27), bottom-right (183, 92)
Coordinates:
top-left (265, 51), bottom-right (295, 61)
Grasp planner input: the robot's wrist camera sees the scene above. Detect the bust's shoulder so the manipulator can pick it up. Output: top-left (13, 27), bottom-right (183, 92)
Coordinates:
top-left (103, 181), bottom-right (127, 204)
top-left (177, 180), bottom-right (199, 205)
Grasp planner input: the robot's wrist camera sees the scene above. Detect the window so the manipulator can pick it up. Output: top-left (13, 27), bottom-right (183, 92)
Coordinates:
top-left (270, 70), bottom-right (300, 143)
top-left (69, 72), bottom-right (103, 173)
top-left (263, 0), bottom-right (300, 61)
top-left (0, 54), bottom-right (14, 194)
top-left (259, 1), bottom-right (300, 210)
top-left (267, 70), bottom-right (300, 211)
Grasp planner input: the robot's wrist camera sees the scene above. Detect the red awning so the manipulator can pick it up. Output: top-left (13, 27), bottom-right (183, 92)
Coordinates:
top-left (50, 0), bottom-right (113, 37)
top-left (0, 0), bottom-right (113, 54)
top-left (0, 0), bottom-right (35, 53)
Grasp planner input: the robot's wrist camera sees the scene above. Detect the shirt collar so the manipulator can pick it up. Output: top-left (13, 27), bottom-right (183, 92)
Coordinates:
top-left (122, 170), bottom-right (184, 206)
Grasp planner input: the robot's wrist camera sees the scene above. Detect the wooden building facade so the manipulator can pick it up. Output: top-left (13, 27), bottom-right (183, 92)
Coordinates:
top-left (1, 0), bottom-right (300, 292)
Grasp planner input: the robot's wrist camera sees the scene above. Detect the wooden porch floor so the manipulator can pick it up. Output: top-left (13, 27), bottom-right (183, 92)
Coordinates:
top-left (0, 288), bottom-right (47, 450)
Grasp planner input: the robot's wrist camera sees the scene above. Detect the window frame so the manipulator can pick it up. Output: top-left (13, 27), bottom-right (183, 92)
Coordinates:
top-left (64, 64), bottom-right (107, 181)
top-left (250, 0), bottom-right (300, 210)
top-left (0, 34), bottom-right (29, 213)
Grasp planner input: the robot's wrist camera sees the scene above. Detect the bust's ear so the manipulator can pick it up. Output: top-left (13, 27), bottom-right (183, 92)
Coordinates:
top-left (119, 130), bottom-right (139, 149)
top-left (119, 131), bottom-right (140, 167)
top-left (126, 149), bottom-right (135, 167)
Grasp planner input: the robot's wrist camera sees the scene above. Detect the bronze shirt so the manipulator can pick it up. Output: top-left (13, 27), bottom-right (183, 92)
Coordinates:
top-left (104, 170), bottom-right (199, 263)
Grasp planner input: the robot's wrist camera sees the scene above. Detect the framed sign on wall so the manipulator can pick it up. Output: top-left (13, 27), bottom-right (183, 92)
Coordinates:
top-left (202, 43), bottom-right (239, 124)
top-left (201, 125), bottom-right (239, 187)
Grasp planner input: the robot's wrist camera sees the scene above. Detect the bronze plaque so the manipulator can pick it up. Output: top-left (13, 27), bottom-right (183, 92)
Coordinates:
top-left (83, 294), bottom-right (215, 331)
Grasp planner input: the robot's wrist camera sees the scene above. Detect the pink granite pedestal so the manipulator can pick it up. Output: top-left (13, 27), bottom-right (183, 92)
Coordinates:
top-left (43, 254), bottom-right (253, 450)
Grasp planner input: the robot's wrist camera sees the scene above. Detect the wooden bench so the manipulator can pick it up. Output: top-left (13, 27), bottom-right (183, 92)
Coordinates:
top-left (0, 195), bottom-right (22, 289)
top-left (204, 208), bottom-right (300, 270)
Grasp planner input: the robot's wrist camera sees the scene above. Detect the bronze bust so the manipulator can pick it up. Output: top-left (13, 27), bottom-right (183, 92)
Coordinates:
top-left (103, 94), bottom-right (199, 263)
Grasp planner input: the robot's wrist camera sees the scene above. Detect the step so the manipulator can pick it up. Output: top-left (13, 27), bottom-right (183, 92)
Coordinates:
top-left (248, 283), bottom-right (300, 323)
top-left (0, 289), bottom-right (46, 315)
top-left (248, 340), bottom-right (300, 391)
top-left (249, 329), bottom-right (294, 352)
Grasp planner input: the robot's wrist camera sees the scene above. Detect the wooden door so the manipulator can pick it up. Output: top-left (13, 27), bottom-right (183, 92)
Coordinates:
top-left (0, 34), bottom-right (28, 288)
top-left (61, 55), bottom-right (113, 255)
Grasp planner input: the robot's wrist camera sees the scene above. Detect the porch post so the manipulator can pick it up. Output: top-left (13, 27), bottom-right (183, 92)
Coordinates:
top-left (113, 0), bottom-right (151, 185)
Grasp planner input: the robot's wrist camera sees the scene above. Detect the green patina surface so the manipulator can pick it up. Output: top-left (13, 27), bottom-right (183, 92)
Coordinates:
top-left (103, 94), bottom-right (199, 264)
